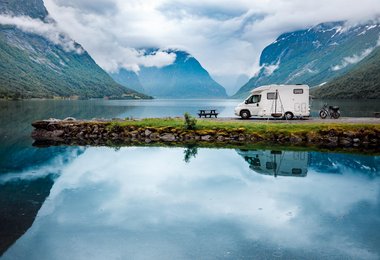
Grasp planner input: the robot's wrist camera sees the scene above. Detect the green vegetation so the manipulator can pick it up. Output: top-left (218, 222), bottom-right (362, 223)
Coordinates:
top-left (183, 112), bottom-right (197, 130)
top-left (0, 26), bottom-right (151, 99)
top-left (107, 117), bottom-right (380, 136)
top-left (312, 46), bottom-right (380, 99)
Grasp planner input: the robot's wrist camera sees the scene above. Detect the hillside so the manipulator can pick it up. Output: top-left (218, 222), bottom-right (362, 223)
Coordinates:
top-left (110, 49), bottom-right (228, 99)
top-left (233, 21), bottom-right (380, 98)
top-left (0, 0), bottom-right (149, 99)
top-left (109, 68), bottom-right (144, 93)
top-left (312, 46), bottom-right (380, 99)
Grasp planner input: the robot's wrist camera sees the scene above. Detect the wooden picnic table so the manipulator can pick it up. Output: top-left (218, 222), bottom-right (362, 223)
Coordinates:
top-left (198, 109), bottom-right (219, 118)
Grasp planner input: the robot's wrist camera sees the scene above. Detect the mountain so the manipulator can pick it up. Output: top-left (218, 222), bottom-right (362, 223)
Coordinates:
top-left (109, 68), bottom-right (144, 93)
top-left (233, 21), bottom-right (380, 98)
top-left (0, 0), bottom-right (150, 99)
top-left (111, 49), bottom-right (228, 99)
top-left (311, 46), bottom-right (380, 99)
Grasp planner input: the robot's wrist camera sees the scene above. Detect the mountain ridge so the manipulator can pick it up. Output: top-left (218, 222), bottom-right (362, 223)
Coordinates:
top-left (311, 45), bottom-right (380, 99)
top-left (0, 0), bottom-right (150, 99)
top-left (110, 49), bottom-right (228, 99)
top-left (233, 21), bottom-right (380, 99)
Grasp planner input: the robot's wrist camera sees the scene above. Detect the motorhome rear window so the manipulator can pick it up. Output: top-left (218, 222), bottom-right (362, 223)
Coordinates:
top-left (267, 92), bottom-right (277, 100)
top-left (293, 89), bottom-right (304, 94)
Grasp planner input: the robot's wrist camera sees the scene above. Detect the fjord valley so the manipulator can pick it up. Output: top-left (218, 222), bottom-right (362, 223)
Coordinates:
top-left (0, 0), bottom-right (380, 259)
top-left (110, 49), bottom-right (228, 99)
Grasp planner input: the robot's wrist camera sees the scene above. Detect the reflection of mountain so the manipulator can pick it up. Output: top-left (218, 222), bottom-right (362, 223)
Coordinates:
top-left (0, 175), bottom-right (54, 256)
top-left (309, 152), bottom-right (380, 176)
top-left (0, 147), bottom-right (83, 256)
top-left (237, 149), bottom-right (308, 177)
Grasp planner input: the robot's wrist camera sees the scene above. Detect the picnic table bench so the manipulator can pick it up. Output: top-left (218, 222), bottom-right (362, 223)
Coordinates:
top-left (197, 109), bottom-right (219, 118)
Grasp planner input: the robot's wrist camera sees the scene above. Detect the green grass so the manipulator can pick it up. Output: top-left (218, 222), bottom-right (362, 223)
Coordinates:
top-left (106, 117), bottom-right (380, 136)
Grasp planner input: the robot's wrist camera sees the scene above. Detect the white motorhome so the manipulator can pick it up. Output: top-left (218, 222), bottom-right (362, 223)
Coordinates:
top-left (234, 84), bottom-right (310, 119)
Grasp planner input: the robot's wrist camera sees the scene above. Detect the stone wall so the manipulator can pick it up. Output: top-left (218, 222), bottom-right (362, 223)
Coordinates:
top-left (31, 119), bottom-right (380, 150)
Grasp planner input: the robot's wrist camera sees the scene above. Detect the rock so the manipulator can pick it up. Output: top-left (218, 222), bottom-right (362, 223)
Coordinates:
top-left (327, 136), bottom-right (338, 145)
top-left (201, 135), bottom-right (213, 141)
top-left (150, 133), bottom-right (160, 141)
top-left (217, 136), bottom-right (225, 142)
top-left (31, 120), bottom-right (50, 129)
top-left (63, 117), bottom-right (76, 121)
top-left (145, 129), bottom-right (152, 136)
top-left (353, 138), bottom-right (360, 143)
top-left (46, 123), bottom-right (58, 131)
top-left (290, 136), bottom-right (303, 143)
top-left (238, 134), bottom-right (246, 141)
top-left (52, 130), bottom-right (65, 137)
top-left (160, 133), bottom-right (176, 142)
top-left (339, 137), bottom-right (352, 146)
top-left (47, 118), bottom-right (61, 122)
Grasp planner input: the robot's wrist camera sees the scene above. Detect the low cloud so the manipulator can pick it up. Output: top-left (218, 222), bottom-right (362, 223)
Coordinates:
top-left (0, 15), bottom-right (84, 53)
top-left (332, 38), bottom-right (380, 71)
top-left (42, 0), bottom-right (380, 91)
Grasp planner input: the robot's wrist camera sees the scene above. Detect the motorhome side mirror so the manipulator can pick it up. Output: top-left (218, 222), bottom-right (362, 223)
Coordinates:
top-left (257, 103), bottom-right (259, 107)
top-left (245, 100), bottom-right (248, 104)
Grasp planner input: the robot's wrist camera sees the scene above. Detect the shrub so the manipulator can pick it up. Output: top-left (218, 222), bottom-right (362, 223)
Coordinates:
top-left (184, 112), bottom-right (197, 130)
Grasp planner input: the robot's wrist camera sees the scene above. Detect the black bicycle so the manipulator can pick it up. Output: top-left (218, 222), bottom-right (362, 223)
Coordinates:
top-left (319, 104), bottom-right (340, 119)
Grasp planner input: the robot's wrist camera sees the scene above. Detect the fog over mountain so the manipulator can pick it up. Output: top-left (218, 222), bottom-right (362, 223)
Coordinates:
top-left (43, 0), bottom-right (380, 93)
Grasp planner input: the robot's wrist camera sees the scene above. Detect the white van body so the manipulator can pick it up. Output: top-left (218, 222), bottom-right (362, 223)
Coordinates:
top-left (234, 84), bottom-right (310, 119)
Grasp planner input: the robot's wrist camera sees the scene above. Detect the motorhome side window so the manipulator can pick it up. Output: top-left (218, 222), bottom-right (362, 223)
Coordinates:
top-left (293, 89), bottom-right (304, 94)
top-left (247, 95), bottom-right (261, 103)
top-left (267, 92), bottom-right (277, 100)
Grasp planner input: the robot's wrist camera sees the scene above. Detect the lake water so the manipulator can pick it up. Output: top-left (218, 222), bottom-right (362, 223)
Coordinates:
top-left (0, 99), bottom-right (379, 259)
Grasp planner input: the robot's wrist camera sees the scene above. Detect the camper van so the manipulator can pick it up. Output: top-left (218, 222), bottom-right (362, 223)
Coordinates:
top-left (234, 84), bottom-right (310, 119)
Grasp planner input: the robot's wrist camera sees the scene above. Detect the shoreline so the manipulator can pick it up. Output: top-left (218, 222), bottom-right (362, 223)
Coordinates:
top-left (31, 117), bottom-right (380, 152)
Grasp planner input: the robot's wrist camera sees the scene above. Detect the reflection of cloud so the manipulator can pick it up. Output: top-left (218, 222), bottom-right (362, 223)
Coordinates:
top-left (0, 15), bottom-right (84, 53)
top-left (3, 148), bottom-right (380, 259)
top-left (0, 149), bottom-right (81, 184)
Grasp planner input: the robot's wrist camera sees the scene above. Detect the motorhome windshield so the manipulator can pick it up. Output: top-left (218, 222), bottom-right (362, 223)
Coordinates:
top-left (246, 95), bottom-right (261, 104)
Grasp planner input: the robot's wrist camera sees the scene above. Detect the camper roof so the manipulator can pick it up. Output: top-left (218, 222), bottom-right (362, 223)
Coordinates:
top-left (250, 84), bottom-right (308, 94)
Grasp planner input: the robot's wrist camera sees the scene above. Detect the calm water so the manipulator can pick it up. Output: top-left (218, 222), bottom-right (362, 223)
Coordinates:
top-left (0, 99), bottom-right (379, 259)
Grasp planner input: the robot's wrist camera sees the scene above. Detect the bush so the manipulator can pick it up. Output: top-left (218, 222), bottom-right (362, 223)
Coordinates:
top-left (184, 112), bottom-right (197, 130)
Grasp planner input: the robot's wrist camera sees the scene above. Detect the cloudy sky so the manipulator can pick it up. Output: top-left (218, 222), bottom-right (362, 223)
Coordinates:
top-left (42, 0), bottom-right (380, 93)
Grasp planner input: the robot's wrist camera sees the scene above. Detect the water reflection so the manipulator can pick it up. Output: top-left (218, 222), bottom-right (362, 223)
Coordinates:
top-left (1, 99), bottom-right (380, 259)
top-left (1, 147), bottom-right (379, 259)
top-left (237, 150), bottom-right (308, 177)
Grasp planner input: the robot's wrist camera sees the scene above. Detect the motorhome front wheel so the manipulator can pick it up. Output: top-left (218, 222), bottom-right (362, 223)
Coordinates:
top-left (240, 110), bottom-right (251, 119)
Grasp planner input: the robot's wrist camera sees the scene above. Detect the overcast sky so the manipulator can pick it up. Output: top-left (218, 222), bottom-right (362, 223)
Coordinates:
top-left (42, 0), bottom-right (380, 93)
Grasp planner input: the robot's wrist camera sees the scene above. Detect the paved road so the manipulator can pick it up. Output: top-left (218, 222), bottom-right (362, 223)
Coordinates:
top-left (200, 117), bottom-right (380, 124)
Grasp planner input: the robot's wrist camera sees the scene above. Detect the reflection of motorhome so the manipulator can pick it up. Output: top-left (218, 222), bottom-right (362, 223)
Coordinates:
top-left (237, 150), bottom-right (309, 177)
top-left (234, 84), bottom-right (310, 119)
